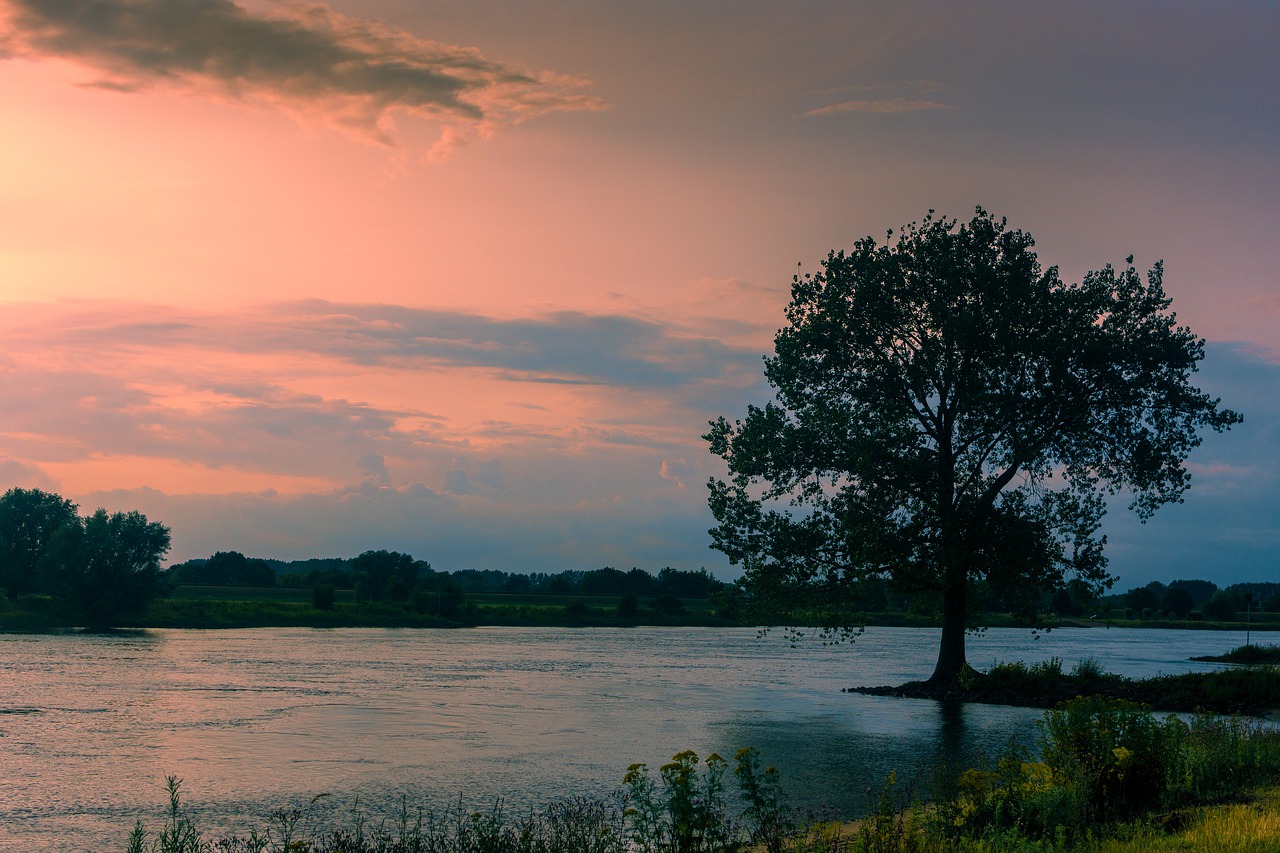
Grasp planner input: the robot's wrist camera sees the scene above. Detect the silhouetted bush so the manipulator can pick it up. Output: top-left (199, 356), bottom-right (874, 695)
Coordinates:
top-left (312, 584), bottom-right (336, 611)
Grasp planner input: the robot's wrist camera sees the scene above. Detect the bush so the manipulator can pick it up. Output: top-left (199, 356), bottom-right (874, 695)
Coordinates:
top-left (1169, 714), bottom-right (1280, 804)
top-left (563, 600), bottom-right (590, 622)
top-left (650, 594), bottom-right (684, 616)
top-left (1039, 696), bottom-right (1183, 819)
top-left (312, 584), bottom-right (337, 611)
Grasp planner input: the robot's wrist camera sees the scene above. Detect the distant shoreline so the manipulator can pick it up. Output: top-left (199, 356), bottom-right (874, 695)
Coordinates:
top-left (4, 596), bottom-right (1278, 634)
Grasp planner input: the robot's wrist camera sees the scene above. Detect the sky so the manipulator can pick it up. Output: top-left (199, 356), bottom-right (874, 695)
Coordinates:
top-left (0, 0), bottom-right (1276, 590)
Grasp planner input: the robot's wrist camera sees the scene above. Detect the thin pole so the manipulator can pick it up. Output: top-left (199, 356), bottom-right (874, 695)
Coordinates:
top-left (1246, 593), bottom-right (1253, 649)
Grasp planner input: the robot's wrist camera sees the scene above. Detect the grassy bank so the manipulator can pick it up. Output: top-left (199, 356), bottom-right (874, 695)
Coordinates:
top-left (124, 697), bottom-right (1280, 852)
top-left (0, 588), bottom-right (738, 631)
top-left (10, 581), bottom-right (1280, 632)
top-left (850, 656), bottom-right (1280, 716)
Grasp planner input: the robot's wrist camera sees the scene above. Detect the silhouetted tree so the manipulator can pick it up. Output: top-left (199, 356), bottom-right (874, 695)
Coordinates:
top-left (1168, 578), bottom-right (1217, 608)
top-left (51, 508), bottom-right (170, 628)
top-left (1203, 590), bottom-right (1242, 622)
top-left (582, 567), bottom-right (628, 596)
top-left (167, 551), bottom-right (275, 586)
top-left (1127, 582), bottom-right (1165, 618)
top-left (0, 488), bottom-right (79, 597)
top-left (1161, 586), bottom-right (1195, 619)
top-left (312, 583), bottom-right (337, 611)
top-left (707, 209), bottom-right (1240, 684)
top-left (352, 550), bottom-right (422, 602)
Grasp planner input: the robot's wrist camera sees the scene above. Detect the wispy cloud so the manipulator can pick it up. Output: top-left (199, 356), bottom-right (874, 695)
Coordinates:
top-left (804, 97), bottom-right (953, 117)
top-left (0, 0), bottom-right (605, 156)
top-left (805, 80), bottom-right (952, 117)
top-left (9, 299), bottom-right (761, 388)
top-left (0, 298), bottom-right (766, 494)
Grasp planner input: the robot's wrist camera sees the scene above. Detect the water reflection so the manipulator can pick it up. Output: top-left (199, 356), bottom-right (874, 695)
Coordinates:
top-left (712, 694), bottom-right (1042, 816)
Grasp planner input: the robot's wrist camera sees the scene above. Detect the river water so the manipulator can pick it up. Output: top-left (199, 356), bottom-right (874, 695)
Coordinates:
top-left (0, 625), bottom-right (1245, 849)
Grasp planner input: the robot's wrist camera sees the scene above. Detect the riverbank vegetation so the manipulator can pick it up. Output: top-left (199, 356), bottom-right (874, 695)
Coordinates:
top-left (1191, 643), bottom-right (1280, 665)
top-left (125, 697), bottom-right (1280, 852)
top-left (850, 656), bottom-right (1280, 716)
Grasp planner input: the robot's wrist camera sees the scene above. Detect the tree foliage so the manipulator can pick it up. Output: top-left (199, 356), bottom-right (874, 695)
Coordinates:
top-left (51, 508), bottom-right (171, 628)
top-left (352, 549), bottom-right (424, 602)
top-left (706, 209), bottom-right (1240, 682)
top-left (0, 488), bottom-right (79, 597)
top-left (0, 488), bottom-right (171, 626)
top-left (167, 550), bottom-right (276, 587)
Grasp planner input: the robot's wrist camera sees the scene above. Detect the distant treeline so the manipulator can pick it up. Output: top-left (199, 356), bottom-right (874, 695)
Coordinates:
top-left (1101, 579), bottom-right (1280, 621)
top-left (166, 552), bottom-right (725, 602)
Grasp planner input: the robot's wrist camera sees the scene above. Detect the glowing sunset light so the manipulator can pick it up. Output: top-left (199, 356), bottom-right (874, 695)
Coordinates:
top-left (0, 0), bottom-right (1276, 586)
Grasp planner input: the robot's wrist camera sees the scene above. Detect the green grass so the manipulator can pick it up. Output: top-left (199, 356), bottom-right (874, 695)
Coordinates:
top-left (1080, 787), bottom-right (1280, 853)
top-left (166, 584), bottom-right (356, 603)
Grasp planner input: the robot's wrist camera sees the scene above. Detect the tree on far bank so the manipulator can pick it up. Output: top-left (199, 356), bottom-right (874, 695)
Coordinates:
top-left (1161, 586), bottom-right (1195, 619)
top-left (51, 508), bottom-right (171, 628)
top-left (352, 550), bottom-right (423, 602)
top-left (706, 209), bottom-right (1240, 685)
top-left (0, 488), bottom-right (79, 597)
top-left (1127, 582), bottom-right (1165, 618)
top-left (167, 550), bottom-right (275, 587)
top-left (1168, 578), bottom-right (1217, 608)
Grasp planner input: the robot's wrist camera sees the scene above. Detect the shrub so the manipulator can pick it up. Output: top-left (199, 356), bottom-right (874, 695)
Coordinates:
top-left (1038, 697), bottom-right (1183, 819)
top-left (563, 600), bottom-right (590, 622)
top-left (1169, 714), bottom-right (1280, 804)
top-left (624, 751), bottom-right (736, 852)
top-left (312, 584), bottom-right (337, 611)
top-left (733, 747), bottom-right (792, 853)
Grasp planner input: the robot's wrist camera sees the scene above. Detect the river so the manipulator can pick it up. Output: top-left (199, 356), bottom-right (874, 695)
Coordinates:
top-left (0, 625), bottom-right (1245, 849)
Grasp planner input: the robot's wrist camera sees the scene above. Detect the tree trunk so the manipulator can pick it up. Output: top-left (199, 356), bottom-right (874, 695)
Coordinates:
top-left (929, 560), bottom-right (968, 685)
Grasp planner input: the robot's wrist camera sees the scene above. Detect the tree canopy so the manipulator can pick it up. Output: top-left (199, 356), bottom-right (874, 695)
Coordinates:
top-left (706, 209), bottom-right (1240, 684)
top-left (52, 508), bottom-right (171, 628)
top-left (0, 487), bottom-right (78, 597)
top-left (0, 487), bottom-right (170, 627)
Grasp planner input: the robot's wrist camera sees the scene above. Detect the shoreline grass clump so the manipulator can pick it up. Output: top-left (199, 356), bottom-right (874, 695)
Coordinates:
top-left (853, 658), bottom-right (1280, 716)
top-left (126, 747), bottom-right (848, 853)
top-left (1191, 643), bottom-right (1280, 666)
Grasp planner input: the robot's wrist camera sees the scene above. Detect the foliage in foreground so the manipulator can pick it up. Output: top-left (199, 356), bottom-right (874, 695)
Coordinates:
top-left (127, 697), bottom-right (1280, 853)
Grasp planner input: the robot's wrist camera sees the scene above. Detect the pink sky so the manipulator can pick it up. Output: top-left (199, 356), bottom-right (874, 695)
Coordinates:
top-left (1, 0), bottom-right (1276, 585)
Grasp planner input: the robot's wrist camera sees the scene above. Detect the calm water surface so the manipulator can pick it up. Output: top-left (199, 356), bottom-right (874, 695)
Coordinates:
top-left (0, 625), bottom-right (1245, 849)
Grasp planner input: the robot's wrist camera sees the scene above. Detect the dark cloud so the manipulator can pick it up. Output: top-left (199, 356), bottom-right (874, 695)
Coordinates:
top-left (0, 0), bottom-right (603, 152)
top-left (281, 301), bottom-right (762, 387)
top-left (0, 456), bottom-right (60, 491)
top-left (19, 299), bottom-right (763, 388)
top-left (359, 452), bottom-right (391, 486)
